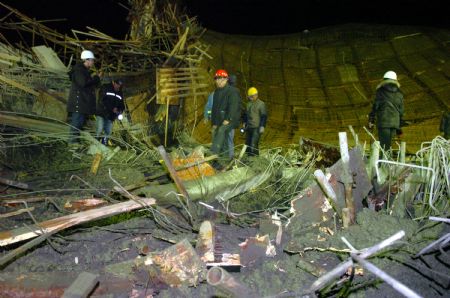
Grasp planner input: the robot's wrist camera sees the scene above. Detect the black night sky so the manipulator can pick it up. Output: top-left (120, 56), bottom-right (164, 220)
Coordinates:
top-left (1, 0), bottom-right (449, 39)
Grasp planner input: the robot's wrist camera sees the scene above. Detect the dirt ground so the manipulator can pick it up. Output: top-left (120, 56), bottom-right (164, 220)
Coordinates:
top-left (1, 202), bottom-right (449, 297)
top-left (0, 142), bottom-right (449, 297)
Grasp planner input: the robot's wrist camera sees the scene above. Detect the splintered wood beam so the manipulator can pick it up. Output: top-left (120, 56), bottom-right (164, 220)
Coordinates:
top-left (0, 176), bottom-right (30, 190)
top-left (62, 272), bottom-right (99, 298)
top-left (0, 112), bottom-right (68, 134)
top-left (0, 74), bottom-right (40, 96)
top-left (0, 198), bottom-right (156, 247)
top-left (157, 145), bottom-right (194, 224)
top-left (0, 207), bottom-right (34, 218)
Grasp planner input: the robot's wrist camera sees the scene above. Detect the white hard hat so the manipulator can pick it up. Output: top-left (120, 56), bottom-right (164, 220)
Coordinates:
top-left (80, 50), bottom-right (95, 60)
top-left (383, 71), bottom-right (397, 80)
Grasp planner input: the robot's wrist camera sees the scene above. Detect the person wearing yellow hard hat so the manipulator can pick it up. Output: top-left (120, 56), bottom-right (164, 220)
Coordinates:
top-left (242, 87), bottom-right (267, 156)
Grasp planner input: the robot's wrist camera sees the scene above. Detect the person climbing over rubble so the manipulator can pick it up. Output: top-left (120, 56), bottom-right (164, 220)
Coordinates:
top-left (368, 71), bottom-right (404, 152)
top-left (241, 87), bottom-right (267, 156)
top-left (439, 110), bottom-right (450, 139)
top-left (95, 78), bottom-right (125, 145)
top-left (66, 50), bottom-right (102, 144)
top-left (210, 70), bottom-right (241, 162)
top-left (204, 74), bottom-right (238, 159)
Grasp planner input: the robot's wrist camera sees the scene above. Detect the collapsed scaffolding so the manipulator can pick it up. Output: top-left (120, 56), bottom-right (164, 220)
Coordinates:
top-left (0, 1), bottom-right (449, 297)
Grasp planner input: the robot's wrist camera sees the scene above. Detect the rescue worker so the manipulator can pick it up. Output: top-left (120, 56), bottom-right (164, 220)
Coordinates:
top-left (66, 50), bottom-right (101, 144)
top-left (440, 110), bottom-right (450, 139)
top-left (204, 74), bottom-right (238, 159)
top-left (95, 78), bottom-right (125, 145)
top-left (242, 87), bottom-right (267, 156)
top-left (210, 70), bottom-right (241, 160)
top-left (368, 71), bottom-right (404, 151)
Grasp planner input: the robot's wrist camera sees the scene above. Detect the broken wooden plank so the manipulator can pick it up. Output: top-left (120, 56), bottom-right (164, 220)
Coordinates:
top-left (157, 145), bottom-right (195, 223)
top-left (0, 207), bottom-right (34, 218)
top-left (62, 272), bottom-right (99, 298)
top-left (0, 198), bottom-right (156, 246)
top-left (31, 45), bottom-right (68, 72)
top-left (0, 74), bottom-right (40, 96)
top-left (0, 176), bottom-right (30, 190)
top-left (0, 112), bottom-right (68, 134)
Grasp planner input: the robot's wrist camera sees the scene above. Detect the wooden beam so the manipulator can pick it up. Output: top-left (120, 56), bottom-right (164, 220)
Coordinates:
top-left (0, 74), bottom-right (39, 96)
top-left (0, 198), bottom-right (156, 246)
top-left (62, 272), bottom-right (99, 298)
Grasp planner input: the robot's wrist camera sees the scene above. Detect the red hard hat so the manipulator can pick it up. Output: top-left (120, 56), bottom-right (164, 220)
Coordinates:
top-left (214, 69), bottom-right (228, 78)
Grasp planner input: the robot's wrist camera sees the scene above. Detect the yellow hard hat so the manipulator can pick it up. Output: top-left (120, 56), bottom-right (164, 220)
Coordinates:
top-left (247, 87), bottom-right (258, 97)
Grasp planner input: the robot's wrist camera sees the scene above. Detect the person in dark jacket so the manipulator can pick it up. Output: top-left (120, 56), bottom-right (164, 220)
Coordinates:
top-left (439, 110), bottom-right (450, 139)
top-left (242, 87), bottom-right (267, 156)
top-left (368, 71), bottom-right (404, 151)
top-left (210, 69), bottom-right (241, 159)
top-left (66, 50), bottom-right (101, 144)
top-left (95, 79), bottom-right (125, 144)
top-left (204, 74), bottom-right (238, 158)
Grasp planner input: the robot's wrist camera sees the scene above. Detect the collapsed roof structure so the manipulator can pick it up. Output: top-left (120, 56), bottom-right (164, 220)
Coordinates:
top-left (0, 1), bottom-right (449, 297)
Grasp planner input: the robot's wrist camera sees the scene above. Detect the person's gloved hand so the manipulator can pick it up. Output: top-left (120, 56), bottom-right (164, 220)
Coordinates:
top-left (211, 125), bottom-right (217, 134)
top-left (259, 126), bottom-right (265, 133)
top-left (368, 122), bottom-right (374, 129)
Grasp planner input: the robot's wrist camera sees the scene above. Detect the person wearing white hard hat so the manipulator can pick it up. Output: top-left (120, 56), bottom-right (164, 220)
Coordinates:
top-left (368, 71), bottom-right (404, 151)
top-left (66, 50), bottom-right (102, 144)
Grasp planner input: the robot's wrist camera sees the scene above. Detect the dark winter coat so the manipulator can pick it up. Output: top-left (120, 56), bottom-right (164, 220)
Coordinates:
top-left (369, 79), bottom-right (404, 129)
top-left (96, 83), bottom-right (125, 121)
top-left (244, 98), bottom-right (267, 129)
top-left (66, 62), bottom-right (100, 115)
top-left (440, 111), bottom-right (450, 139)
top-left (211, 83), bottom-right (241, 129)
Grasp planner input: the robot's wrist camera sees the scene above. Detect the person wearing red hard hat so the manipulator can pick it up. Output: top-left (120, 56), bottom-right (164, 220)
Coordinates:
top-left (210, 69), bottom-right (241, 163)
top-left (204, 73), bottom-right (238, 159)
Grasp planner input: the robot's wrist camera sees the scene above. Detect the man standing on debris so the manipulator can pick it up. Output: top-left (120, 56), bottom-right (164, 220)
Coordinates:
top-left (210, 70), bottom-right (241, 160)
top-left (95, 78), bottom-right (125, 145)
top-left (368, 71), bottom-right (404, 151)
top-left (242, 87), bottom-right (267, 156)
top-left (204, 74), bottom-right (238, 159)
top-left (66, 50), bottom-right (102, 144)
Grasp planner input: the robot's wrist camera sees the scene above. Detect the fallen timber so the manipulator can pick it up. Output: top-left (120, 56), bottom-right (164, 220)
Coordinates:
top-left (133, 165), bottom-right (271, 205)
top-left (0, 198), bottom-right (156, 247)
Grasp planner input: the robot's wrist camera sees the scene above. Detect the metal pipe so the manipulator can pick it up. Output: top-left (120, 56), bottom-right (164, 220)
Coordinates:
top-left (400, 142), bottom-right (406, 163)
top-left (207, 266), bottom-right (259, 298)
top-left (313, 169), bottom-right (337, 203)
top-left (351, 254), bottom-right (422, 298)
top-left (368, 141), bottom-right (380, 180)
top-left (309, 230), bottom-right (405, 292)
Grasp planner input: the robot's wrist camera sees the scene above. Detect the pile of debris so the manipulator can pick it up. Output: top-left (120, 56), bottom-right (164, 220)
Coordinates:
top-left (0, 118), bottom-right (449, 296)
top-left (0, 1), bottom-right (449, 297)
